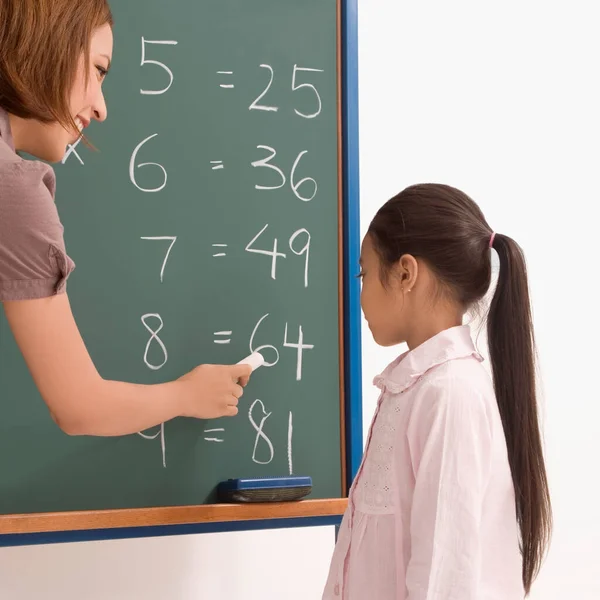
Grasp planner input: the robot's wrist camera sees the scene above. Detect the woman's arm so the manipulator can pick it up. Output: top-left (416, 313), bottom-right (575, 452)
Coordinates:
top-left (3, 293), bottom-right (251, 436)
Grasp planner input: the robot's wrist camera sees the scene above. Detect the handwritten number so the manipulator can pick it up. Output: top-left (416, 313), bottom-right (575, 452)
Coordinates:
top-left (251, 145), bottom-right (286, 190)
top-left (249, 399), bottom-right (275, 465)
top-left (283, 323), bottom-right (314, 381)
top-left (291, 65), bottom-right (324, 118)
top-left (290, 151), bottom-right (317, 202)
top-left (141, 313), bottom-right (168, 370)
top-left (252, 147), bottom-right (316, 202)
top-left (130, 134), bottom-right (167, 193)
top-left (140, 236), bottom-right (177, 283)
top-left (140, 38), bottom-right (178, 95)
top-left (245, 224), bottom-right (287, 280)
top-left (249, 64), bottom-right (278, 112)
top-left (249, 314), bottom-right (280, 367)
top-left (249, 64), bottom-right (322, 117)
top-left (289, 229), bottom-right (311, 288)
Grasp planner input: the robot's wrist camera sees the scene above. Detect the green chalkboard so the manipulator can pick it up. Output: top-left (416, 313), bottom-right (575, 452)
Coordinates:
top-left (0, 0), bottom-right (343, 519)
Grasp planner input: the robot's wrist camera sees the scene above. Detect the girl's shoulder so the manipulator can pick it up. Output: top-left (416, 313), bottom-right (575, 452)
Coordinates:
top-left (406, 358), bottom-right (496, 438)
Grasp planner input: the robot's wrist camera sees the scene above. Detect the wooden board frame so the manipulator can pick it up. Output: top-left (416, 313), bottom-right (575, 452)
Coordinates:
top-left (0, 0), bottom-right (362, 546)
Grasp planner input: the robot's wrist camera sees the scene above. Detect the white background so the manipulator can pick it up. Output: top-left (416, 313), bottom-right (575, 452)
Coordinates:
top-left (1, 1), bottom-right (598, 598)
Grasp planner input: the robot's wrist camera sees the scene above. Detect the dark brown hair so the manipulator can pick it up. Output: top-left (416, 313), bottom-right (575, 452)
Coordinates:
top-left (0, 0), bottom-right (113, 132)
top-left (368, 183), bottom-right (551, 594)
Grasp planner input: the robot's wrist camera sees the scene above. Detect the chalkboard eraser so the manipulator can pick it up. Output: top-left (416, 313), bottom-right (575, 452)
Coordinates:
top-left (217, 476), bottom-right (312, 503)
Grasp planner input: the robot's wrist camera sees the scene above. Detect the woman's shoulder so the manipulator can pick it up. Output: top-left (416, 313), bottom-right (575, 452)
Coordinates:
top-left (0, 144), bottom-right (73, 301)
top-left (0, 139), bottom-right (57, 204)
top-left (0, 137), bottom-right (64, 254)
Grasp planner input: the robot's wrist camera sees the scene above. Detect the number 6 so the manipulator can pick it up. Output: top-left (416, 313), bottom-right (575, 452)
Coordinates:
top-left (290, 151), bottom-right (317, 202)
top-left (249, 313), bottom-right (280, 367)
top-left (130, 134), bottom-right (167, 193)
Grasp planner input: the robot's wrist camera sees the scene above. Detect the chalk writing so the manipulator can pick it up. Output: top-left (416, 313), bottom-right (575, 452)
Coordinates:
top-left (140, 236), bottom-right (177, 283)
top-left (62, 138), bottom-right (84, 165)
top-left (249, 64), bottom-right (278, 112)
top-left (204, 428), bottom-right (225, 443)
top-left (288, 411), bottom-right (293, 475)
top-left (130, 134), bottom-right (167, 193)
top-left (249, 399), bottom-right (274, 465)
top-left (252, 146), bottom-right (317, 201)
top-left (140, 38), bottom-right (178, 95)
top-left (141, 313), bottom-right (168, 370)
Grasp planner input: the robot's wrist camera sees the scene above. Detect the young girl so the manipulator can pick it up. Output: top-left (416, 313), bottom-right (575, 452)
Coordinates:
top-left (323, 183), bottom-right (552, 599)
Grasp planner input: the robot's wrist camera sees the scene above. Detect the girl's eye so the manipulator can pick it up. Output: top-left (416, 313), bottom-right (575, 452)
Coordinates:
top-left (355, 271), bottom-right (365, 279)
top-left (96, 65), bottom-right (108, 79)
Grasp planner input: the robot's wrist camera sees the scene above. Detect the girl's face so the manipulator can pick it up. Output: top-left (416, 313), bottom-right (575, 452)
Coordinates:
top-left (13, 23), bottom-right (113, 162)
top-left (359, 235), bottom-right (409, 347)
top-left (360, 234), bottom-right (463, 351)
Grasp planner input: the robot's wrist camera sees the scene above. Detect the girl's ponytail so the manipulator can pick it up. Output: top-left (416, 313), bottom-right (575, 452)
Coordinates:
top-left (487, 233), bottom-right (552, 594)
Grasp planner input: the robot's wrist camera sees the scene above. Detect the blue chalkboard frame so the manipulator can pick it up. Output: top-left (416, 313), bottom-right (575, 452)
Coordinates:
top-left (0, 0), bottom-right (362, 547)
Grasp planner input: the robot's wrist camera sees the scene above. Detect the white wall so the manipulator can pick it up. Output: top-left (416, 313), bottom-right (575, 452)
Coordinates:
top-left (0, 527), bottom-right (333, 599)
top-left (1, 2), bottom-right (598, 599)
top-left (358, 1), bottom-right (600, 599)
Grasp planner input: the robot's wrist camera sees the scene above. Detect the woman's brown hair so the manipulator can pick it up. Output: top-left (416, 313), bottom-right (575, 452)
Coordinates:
top-left (0, 0), bottom-right (113, 132)
top-left (368, 183), bottom-right (552, 595)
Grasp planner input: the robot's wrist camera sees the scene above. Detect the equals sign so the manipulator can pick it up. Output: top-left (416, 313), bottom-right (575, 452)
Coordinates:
top-left (204, 428), bottom-right (225, 442)
top-left (210, 160), bottom-right (224, 170)
top-left (217, 71), bottom-right (234, 88)
top-left (212, 243), bottom-right (227, 257)
top-left (213, 331), bottom-right (232, 344)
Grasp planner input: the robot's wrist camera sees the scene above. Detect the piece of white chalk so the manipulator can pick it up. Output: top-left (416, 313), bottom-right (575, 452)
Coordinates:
top-left (236, 351), bottom-right (265, 372)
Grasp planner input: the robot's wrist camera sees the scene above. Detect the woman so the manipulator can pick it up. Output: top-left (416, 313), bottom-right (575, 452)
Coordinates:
top-left (0, 0), bottom-right (251, 436)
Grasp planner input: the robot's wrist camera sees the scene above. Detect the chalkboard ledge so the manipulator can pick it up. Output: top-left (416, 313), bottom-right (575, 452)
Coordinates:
top-left (0, 498), bottom-right (348, 536)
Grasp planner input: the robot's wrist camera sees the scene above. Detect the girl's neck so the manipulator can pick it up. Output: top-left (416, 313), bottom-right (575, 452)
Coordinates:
top-left (405, 310), bottom-right (463, 351)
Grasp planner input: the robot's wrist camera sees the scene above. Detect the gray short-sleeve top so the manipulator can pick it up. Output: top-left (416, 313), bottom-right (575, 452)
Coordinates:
top-left (0, 106), bottom-right (75, 301)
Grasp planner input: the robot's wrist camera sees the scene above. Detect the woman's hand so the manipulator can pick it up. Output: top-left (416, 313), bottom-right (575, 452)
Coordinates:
top-left (176, 363), bottom-right (252, 419)
top-left (3, 293), bottom-right (253, 436)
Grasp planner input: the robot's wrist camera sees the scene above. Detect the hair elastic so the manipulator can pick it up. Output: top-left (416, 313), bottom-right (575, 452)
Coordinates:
top-left (489, 232), bottom-right (496, 248)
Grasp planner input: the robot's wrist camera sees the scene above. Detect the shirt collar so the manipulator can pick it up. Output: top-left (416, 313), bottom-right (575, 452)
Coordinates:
top-left (373, 324), bottom-right (484, 394)
top-left (0, 106), bottom-right (16, 152)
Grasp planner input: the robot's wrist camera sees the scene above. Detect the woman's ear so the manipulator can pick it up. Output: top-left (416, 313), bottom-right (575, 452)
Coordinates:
top-left (395, 254), bottom-right (419, 292)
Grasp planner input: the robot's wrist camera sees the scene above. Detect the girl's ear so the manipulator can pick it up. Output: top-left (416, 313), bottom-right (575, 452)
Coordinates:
top-left (395, 254), bottom-right (419, 292)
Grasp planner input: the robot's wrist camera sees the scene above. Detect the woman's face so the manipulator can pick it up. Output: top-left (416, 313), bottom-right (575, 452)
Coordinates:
top-left (13, 23), bottom-right (113, 162)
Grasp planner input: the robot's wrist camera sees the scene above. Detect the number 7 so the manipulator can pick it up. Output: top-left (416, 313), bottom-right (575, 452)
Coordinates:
top-left (140, 236), bottom-right (177, 282)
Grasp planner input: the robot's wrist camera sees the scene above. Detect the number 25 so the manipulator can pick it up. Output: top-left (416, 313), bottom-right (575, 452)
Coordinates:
top-left (249, 65), bottom-right (324, 119)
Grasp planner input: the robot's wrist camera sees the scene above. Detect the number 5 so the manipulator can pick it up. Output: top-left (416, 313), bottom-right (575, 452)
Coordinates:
top-left (292, 65), bottom-right (324, 119)
top-left (141, 38), bottom-right (178, 95)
